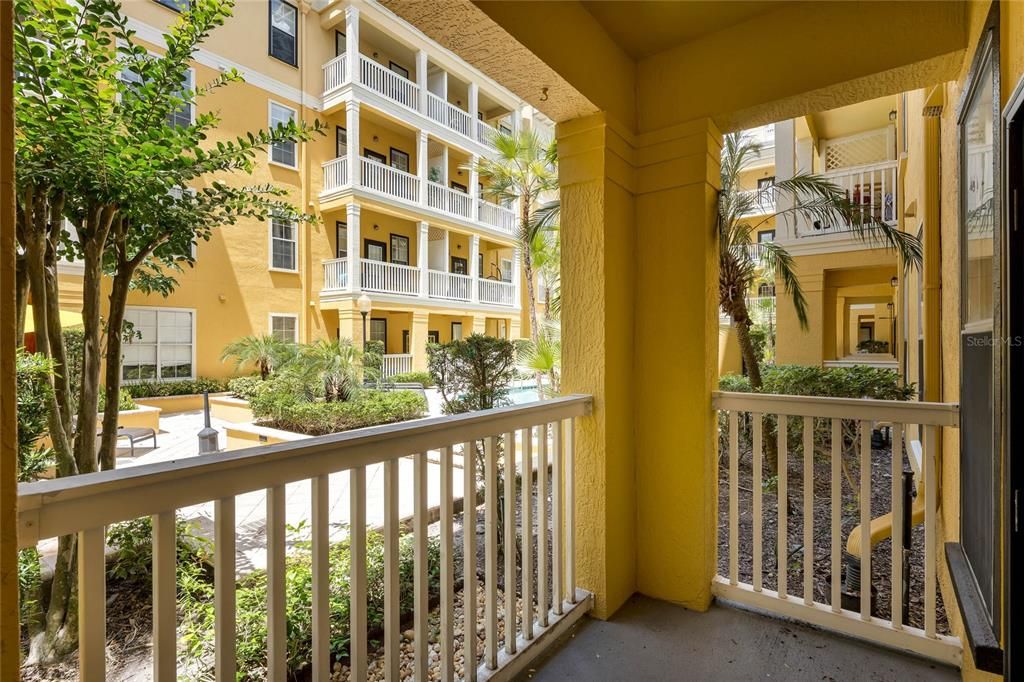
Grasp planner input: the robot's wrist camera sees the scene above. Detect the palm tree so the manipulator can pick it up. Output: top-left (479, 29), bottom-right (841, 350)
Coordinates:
top-left (469, 129), bottom-right (558, 355)
top-left (288, 338), bottom-right (366, 402)
top-left (719, 131), bottom-right (923, 389)
top-left (531, 199), bottom-right (561, 319)
top-left (220, 334), bottom-right (293, 380)
top-left (519, 320), bottom-right (561, 397)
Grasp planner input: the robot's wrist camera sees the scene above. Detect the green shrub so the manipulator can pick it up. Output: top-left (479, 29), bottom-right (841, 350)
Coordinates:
top-left (16, 351), bottom-right (55, 482)
top-left (857, 339), bottom-right (890, 353)
top-left (98, 386), bottom-right (136, 412)
top-left (718, 373), bottom-right (752, 393)
top-left (106, 516), bottom-right (210, 588)
top-left (123, 377), bottom-right (229, 399)
top-left (387, 370), bottom-right (435, 388)
top-left (428, 334), bottom-right (516, 414)
top-left (227, 375), bottom-right (264, 400)
top-left (251, 390), bottom-right (427, 436)
top-left (363, 339), bottom-right (384, 372)
top-left (180, 528), bottom-right (441, 679)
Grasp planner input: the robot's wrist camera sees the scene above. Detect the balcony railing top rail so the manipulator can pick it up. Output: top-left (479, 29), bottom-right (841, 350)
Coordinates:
top-left (713, 390), bottom-right (960, 666)
top-left (19, 396), bottom-right (592, 680)
top-left (800, 160), bottom-right (899, 237)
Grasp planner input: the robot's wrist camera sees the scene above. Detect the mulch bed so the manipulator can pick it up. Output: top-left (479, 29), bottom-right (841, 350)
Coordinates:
top-left (716, 426), bottom-right (949, 634)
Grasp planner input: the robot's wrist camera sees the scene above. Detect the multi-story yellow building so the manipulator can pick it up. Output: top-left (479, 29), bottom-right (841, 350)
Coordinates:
top-left (63, 0), bottom-right (552, 382)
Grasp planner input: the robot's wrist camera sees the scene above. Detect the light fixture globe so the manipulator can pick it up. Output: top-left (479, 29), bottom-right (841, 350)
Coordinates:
top-left (357, 293), bottom-right (372, 314)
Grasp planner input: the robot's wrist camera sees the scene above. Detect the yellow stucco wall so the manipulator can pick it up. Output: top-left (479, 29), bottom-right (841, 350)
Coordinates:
top-left (718, 324), bottom-right (742, 377)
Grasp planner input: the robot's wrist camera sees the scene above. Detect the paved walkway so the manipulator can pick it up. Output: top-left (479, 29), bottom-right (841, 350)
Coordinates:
top-left (37, 401), bottom-right (469, 577)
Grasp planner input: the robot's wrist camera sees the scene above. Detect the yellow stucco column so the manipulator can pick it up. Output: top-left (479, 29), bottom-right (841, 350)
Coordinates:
top-left (509, 317), bottom-right (521, 341)
top-left (632, 118), bottom-right (722, 611)
top-left (410, 311), bottom-right (430, 372)
top-left (471, 315), bottom-right (486, 336)
top-left (338, 303), bottom-right (360, 345)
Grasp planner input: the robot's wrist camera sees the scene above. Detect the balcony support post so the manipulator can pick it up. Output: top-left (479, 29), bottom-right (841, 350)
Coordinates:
top-left (470, 234), bottom-right (480, 304)
top-left (411, 311), bottom-right (430, 371)
top-left (440, 145), bottom-right (449, 185)
top-left (442, 229), bottom-right (450, 272)
top-left (347, 203), bottom-right (361, 292)
top-left (513, 108), bottom-right (522, 135)
top-left (418, 131), bottom-right (429, 206)
top-left (469, 154), bottom-right (480, 222)
top-left (468, 82), bottom-right (479, 139)
top-left (418, 221), bottom-right (429, 299)
top-left (512, 246), bottom-right (521, 309)
top-left (773, 119), bottom-right (797, 239)
top-left (344, 5), bottom-right (359, 83)
top-left (416, 50), bottom-right (428, 114)
top-left (347, 100), bottom-right (361, 188)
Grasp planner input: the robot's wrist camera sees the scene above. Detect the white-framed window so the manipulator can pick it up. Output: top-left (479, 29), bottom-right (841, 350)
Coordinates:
top-left (269, 313), bottom-right (298, 343)
top-left (269, 100), bottom-right (297, 168)
top-left (501, 257), bottom-right (513, 283)
top-left (167, 68), bottom-right (194, 128)
top-left (269, 212), bottom-right (298, 271)
top-left (269, 0), bottom-right (298, 67)
top-left (122, 307), bottom-right (195, 382)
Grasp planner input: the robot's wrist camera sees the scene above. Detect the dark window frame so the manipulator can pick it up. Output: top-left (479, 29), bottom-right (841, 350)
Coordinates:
top-left (450, 181), bottom-right (468, 193)
top-left (451, 321), bottom-right (463, 340)
top-left (154, 0), bottom-right (189, 11)
top-left (390, 233), bottom-right (410, 266)
top-left (365, 148), bottom-right (387, 165)
top-left (268, 0), bottom-right (299, 68)
top-left (389, 61), bottom-right (410, 80)
top-left (336, 126), bottom-right (347, 159)
top-left (335, 221), bottom-right (347, 259)
top-left (369, 317), bottom-right (388, 350)
top-left (389, 147), bottom-right (410, 173)
top-left (758, 230), bottom-right (776, 243)
top-left (450, 256), bottom-right (468, 275)
top-left (427, 330), bottom-right (440, 344)
top-left (364, 238), bottom-right (387, 262)
top-left (335, 30), bottom-right (345, 58)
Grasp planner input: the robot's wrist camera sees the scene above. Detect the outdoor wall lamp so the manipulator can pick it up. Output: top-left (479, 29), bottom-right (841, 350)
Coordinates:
top-left (890, 276), bottom-right (898, 288)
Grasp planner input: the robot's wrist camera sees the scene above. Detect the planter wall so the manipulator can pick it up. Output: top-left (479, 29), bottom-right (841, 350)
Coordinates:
top-left (116, 404), bottom-right (161, 432)
top-left (224, 422), bottom-right (309, 451)
top-left (210, 396), bottom-right (253, 424)
top-left (133, 391), bottom-right (230, 415)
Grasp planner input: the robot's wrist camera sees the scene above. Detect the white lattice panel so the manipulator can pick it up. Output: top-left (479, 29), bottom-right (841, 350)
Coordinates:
top-left (823, 128), bottom-right (890, 171)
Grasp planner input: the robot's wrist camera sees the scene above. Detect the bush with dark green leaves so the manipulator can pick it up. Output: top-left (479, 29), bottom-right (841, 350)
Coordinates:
top-left (227, 375), bottom-right (264, 400)
top-left (250, 388), bottom-right (427, 436)
top-left (428, 334), bottom-right (516, 414)
top-left (123, 377), bottom-right (229, 399)
top-left (386, 370), bottom-right (435, 388)
top-left (179, 527), bottom-right (441, 679)
top-left (98, 386), bottom-right (136, 412)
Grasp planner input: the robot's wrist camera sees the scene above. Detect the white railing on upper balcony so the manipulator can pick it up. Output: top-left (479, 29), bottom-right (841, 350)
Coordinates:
top-left (426, 181), bottom-right (474, 220)
top-left (479, 278), bottom-right (516, 307)
top-left (323, 258), bottom-right (348, 291)
top-left (478, 201), bottom-right (517, 235)
top-left (713, 391), bottom-right (961, 666)
top-left (478, 120), bottom-right (498, 147)
top-left (322, 157), bottom-right (348, 193)
top-left (360, 157), bottom-right (420, 203)
top-left (358, 55), bottom-right (419, 110)
top-left (17, 396), bottom-right (591, 681)
top-left (428, 269), bottom-right (472, 302)
top-left (361, 259), bottom-right (420, 296)
top-left (801, 160), bottom-right (899, 236)
top-left (381, 353), bottom-right (413, 378)
top-left (323, 54), bottom-right (347, 95)
top-left (738, 187), bottom-right (776, 216)
top-left (426, 91), bottom-right (473, 138)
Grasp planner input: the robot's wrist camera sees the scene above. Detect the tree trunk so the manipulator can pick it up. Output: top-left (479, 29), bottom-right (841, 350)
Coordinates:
top-left (520, 196), bottom-right (544, 398)
top-left (15, 254), bottom-right (28, 347)
top-left (100, 269), bottom-right (131, 470)
top-left (733, 314), bottom-right (762, 390)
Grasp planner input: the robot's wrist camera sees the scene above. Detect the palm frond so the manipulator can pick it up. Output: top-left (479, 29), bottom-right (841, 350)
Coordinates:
top-left (759, 241), bottom-right (808, 329)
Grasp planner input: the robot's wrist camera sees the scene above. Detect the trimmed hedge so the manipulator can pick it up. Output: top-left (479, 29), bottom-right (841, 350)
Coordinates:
top-left (386, 370), bottom-right (435, 388)
top-left (98, 387), bottom-right (136, 412)
top-left (250, 389), bottom-right (427, 436)
top-left (227, 375), bottom-right (263, 400)
top-left (124, 377), bottom-right (229, 399)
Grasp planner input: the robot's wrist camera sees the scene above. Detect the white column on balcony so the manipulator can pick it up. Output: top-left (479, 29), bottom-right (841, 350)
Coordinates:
top-left (469, 154), bottom-right (480, 222)
top-left (469, 234), bottom-right (480, 304)
top-left (468, 82), bottom-right (479, 140)
top-left (774, 118), bottom-right (797, 240)
top-left (347, 203), bottom-right (361, 292)
top-left (418, 131), bottom-right (429, 206)
top-left (347, 100), bottom-right (361, 188)
top-left (345, 5), bottom-right (359, 83)
top-left (442, 230), bottom-right (450, 273)
top-left (416, 50), bottom-right (428, 114)
top-left (512, 109), bottom-right (522, 135)
top-left (512, 245), bottom-right (521, 307)
top-left (418, 221), bottom-right (429, 299)
top-left (440, 146), bottom-right (449, 185)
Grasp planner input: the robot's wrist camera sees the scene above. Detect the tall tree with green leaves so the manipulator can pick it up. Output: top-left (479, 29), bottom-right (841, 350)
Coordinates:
top-left (718, 131), bottom-right (922, 389)
top-left (14, 0), bottom-right (322, 661)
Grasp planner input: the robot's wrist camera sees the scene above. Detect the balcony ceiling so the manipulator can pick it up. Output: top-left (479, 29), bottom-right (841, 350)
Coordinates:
top-left (579, 1), bottom-right (792, 60)
top-left (811, 93), bottom-right (899, 140)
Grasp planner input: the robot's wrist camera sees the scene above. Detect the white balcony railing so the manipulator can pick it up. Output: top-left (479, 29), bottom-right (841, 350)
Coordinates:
top-left (477, 120), bottom-right (498, 147)
top-left (713, 391), bottom-right (961, 665)
top-left (381, 353), bottom-right (413, 378)
top-left (427, 181), bottom-right (474, 220)
top-left (323, 258), bottom-right (348, 291)
top-left (361, 259), bottom-right (420, 296)
top-left (801, 160), bottom-right (899, 236)
top-left (478, 201), bottom-right (517, 235)
top-left (322, 157), bottom-right (348, 193)
top-left (323, 54), bottom-right (347, 95)
top-left (360, 157), bottom-right (420, 203)
top-left (425, 91), bottom-right (472, 137)
top-left (17, 396), bottom-right (592, 680)
top-left (738, 187), bottom-right (776, 216)
top-left (479, 278), bottom-right (516, 307)
top-left (358, 55), bottom-right (419, 110)
top-left (428, 269), bottom-right (472, 301)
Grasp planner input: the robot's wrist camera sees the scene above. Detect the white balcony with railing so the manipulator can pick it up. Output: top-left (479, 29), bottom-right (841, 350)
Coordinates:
top-left (425, 91), bottom-right (472, 137)
top-left (322, 157), bottom-right (348, 193)
top-left (478, 200), bottom-right (517, 235)
top-left (477, 119), bottom-right (498, 148)
top-left (428, 269), bottom-right (473, 302)
top-left (479, 278), bottom-right (516, 307)
top-left (361, 157), bottom-right (420, 203)
top-left (361, 259), bottom-right (421, 296)
top-left (799, 160), bottom-right (899, 237)
top-left (323, 54), bottom-right (347, 95)
top-left (17, 396), bottom-right (592, 681)
top-left (713, 391), bottom-right (961, 665)
top-left (427, 181), bottom-right (474, 220)
top-left (358, 55), bottom-right (419, 110)
top-left (322, 258), bottom-right (348, 291)
top-left (380, 353), bottom-right (413, 378)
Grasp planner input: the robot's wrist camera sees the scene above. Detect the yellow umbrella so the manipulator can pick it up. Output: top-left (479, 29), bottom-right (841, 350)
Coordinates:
top-left (23, 304), bottom-right (84, 333)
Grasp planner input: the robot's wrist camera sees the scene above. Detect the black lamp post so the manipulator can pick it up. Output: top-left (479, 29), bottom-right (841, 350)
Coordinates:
top-left (357, 293), bottom-right (371, 350)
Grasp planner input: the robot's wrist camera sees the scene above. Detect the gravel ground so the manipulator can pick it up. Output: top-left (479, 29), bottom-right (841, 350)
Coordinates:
top-left (716, 424), bottom-right (949, 633)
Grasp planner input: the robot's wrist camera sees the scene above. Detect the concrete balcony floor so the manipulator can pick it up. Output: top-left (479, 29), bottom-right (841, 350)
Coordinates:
top-left (522, 595), bottom-right (959, 681)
